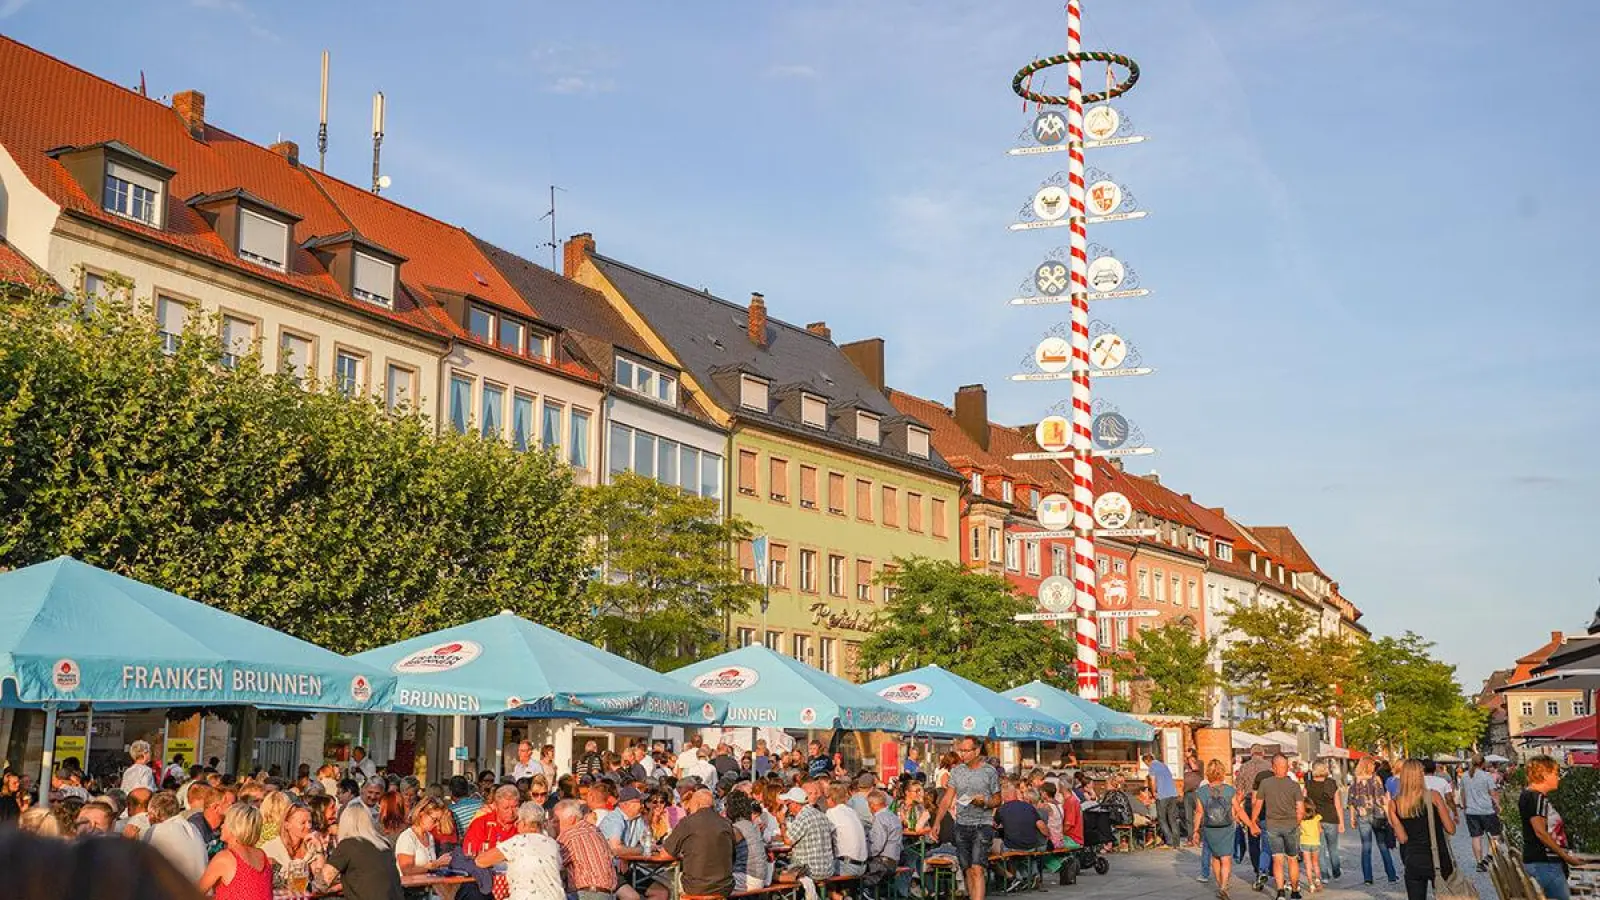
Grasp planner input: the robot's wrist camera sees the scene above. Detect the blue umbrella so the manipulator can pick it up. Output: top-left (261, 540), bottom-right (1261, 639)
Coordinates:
top-left (1004, 680), bottom-right (1154, 742)
top-left (0, 557), bottom-right (391, 710)
top-left (861, 665), bottom-right (1070, 740)
top-left (668, 645), bottom-right (915, 732)
top-left (353, 612), bottom-right (726, 727)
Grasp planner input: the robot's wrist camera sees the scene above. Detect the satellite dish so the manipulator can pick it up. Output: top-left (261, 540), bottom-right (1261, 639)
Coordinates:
top-left (376, 174), bottom-right (392, 190)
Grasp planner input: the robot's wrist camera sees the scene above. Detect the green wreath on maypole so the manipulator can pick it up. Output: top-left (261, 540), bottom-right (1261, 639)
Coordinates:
top-left (1013, 52), bottom-right (1140, 105)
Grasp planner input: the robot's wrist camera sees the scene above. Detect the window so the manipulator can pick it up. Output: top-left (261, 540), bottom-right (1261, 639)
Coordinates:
top-left (1030, 488), bottom-right (1041, 510)
top-left (1576, 700), bottom-right (1589, 717)
top-left (907, 492), bottom-right (923, 532)
top-left (616, 356), bottom-right (678, 405)
top-left (351, 253), bottom-right (394, 307)
top-left (988, 527), bottom-right (1002, 562)
top-left (800, 549), bottom-right (818, 593)
top-left (529, 332), bottom-right (553, 361)
top-left (1521, 701), bottom-right (1534, 716)
top-left (882, 486), bottom-right (898, 527)
top-left (736, 627), bottom-right (757, 648)
top-left (541, 400), bottom-right (562, 450)
top-left (1172, 576), bottom-right (1181, 606)
top-left (279, 331), bottom-right (312, 385)
top-left (740, 375), bottom-right (769, 411)
top-left (1188, 579), bottom-right (1199, 609)
top-left (1001, 481), bottom-right (1014, 503)
top-left (769, 544), bottom-right (788, 588)
top-left (855, 479), bottom-right (872, 521)
top-left (467, 306), bottom-right (494, 343)
top-left (1052, 546), bottom-right (1067, 577)
top-left (701, 451), bottom-right (722, 499)
top-left (81, 271), bottom-right (109, 313)
top-left (1097, 556), bottom-right (1111, 576)
top-left (818, 637), bottom-right (836, 675)
top-left (1547, 701), bottom-right (1561, 717)
top-left (335, 350), bottom-right (364, 397)
top-left (932, 498), bottom-right (947, 538)
top-left (827, 472), bottom-right (846, 514)
top-left (653, 436), bottom-right (675, 490)
top-left (1212, 539), bottom-right (1230, 560)
top-left (969, 472), bottom-right (983, 495)
top-left (385, 364), bottom-right (417, 413)
top-left (238, 209), bottom-right (288, 270)
top-left (855, 560), bottom-right (873, 601)
top-left (1137, 567), bottom-right (1150, 599)
top-left (769, 458), bottom-right (789, 502)
top-left (764, 630), bottom-right (782, 652)
top-left (513, 393), bottom-right (536, 451)
top-left (970, 527), bottom-right (982, 561)
top-left (856, 411), bottom-right (881, 444)
top-left (569, 409), bottom-right (590, 468)
top-left (498, 317), bottom-right (524, 353)
top-left (1005, 534), bottom-right (1019, 571)
top-left (881, 565), bottom-right (899, 603)
top-left (1113, 559), bottom-right (1126, 573)
top-left (103, 161), bottom-right (161, 225)
top-left (220, 315), bottom-right (254, 368)
top-left (1152, 570), bottom-right (1165, 603)
top-left (478, 382), bottom-right (504, 439)
top-left (907, 425), bottom-right (931, 459)
top-left (634, 430), bottom-right (656, 478)
top-left (797, 465), bottom-right (819, 509)
top-left (738, 450), bottom-right (758, 496)
top-left (156, 296), bottom-right (190, 354)
top-left (738, 541), bottom-right (755, 583)
top-left (1025, 540), bottom-right (1040, 577)
top-left (616, 358), bottom-right (634, 391)
top-left (828, 555), bottom-right (845, 597)
top-left (448, 374), bottom-right (473, 433)
top-left (801, 393), bottom-right (828, 429)
top-left (792, 633), bottom-right (812, 663)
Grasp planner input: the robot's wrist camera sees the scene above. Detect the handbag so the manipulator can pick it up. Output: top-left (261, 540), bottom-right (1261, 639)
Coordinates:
top-left (1426, 793), bottom-right (1478, 900)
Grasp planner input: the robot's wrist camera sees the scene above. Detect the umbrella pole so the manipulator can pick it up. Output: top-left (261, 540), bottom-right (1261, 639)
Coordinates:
top-left (38, 704), bottom-right (58, 809)
top-left (84, 704), bottom-right (94, 771)
top-left (494, 716), bottom-right (505, 777)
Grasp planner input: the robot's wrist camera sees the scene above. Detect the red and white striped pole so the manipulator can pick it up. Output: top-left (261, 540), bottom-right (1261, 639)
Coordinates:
top-left (1064, 0), bottom-right (1101, 700)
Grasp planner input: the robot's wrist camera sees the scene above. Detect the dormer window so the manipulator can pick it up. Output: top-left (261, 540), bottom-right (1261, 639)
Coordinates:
top-left (1001, 481), bottom-right (1014, 503)
top-left (907, 425), bottom-right (931, 459)
top-left (740, 375), bottom-right (769, 411)
top-left (1030, 488), bottom-right (1041, 510)
top-left (1216, 541), bottom-right (1234, 562)
top-left (238, 209), bottom-right (289, 271)
top-left (468, 305), bottom-right (494, 343)
top-left (616, 356), bottom-right (678, 406)
top-left (801, 393), bottom-right (828, 429)
top-left (104, 162), bottom-right (163, 225)
top-left (970, 472), bottom-right (983, 494)
top-left (856, 410), bottom-right (881, 444)
top-left (352, 252), bottom-right (395, 307)
top-left (50, 142), bottom-right (175, 231)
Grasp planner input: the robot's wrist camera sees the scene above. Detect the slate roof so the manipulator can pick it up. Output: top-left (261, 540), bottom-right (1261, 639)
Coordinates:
top-left (591, 254), bottom-right (957, 481)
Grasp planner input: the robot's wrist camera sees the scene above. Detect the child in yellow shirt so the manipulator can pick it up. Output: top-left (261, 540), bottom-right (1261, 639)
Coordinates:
top-left (1299, 813), bottom-right (1323, 892)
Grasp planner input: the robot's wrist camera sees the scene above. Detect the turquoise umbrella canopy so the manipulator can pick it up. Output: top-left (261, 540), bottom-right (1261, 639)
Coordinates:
top-left (0, 557), bottom-right (390, 710)
top-left (353, 611), bottom-right (726, 726)
top-left (1003, 680), bottom-right (1154, 742)
top-left (669, 645), bottom-right (914, 732)
top-left (861, 665), bottom-right (1070, 740)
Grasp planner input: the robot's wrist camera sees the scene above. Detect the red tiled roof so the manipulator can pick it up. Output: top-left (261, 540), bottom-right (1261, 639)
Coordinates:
top-left (0, 237), bottom-right (50, 286)
top-left (886, 390), bottom-right (1077, 510)
top-left (1510, 633), bottom-right (1570, 685)
top-left (1251, 526), bottom-right (1326, 577)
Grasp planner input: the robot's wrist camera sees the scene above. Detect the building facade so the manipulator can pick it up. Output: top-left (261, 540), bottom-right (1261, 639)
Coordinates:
top-left (1504, 632), bottom-right (1587, 759)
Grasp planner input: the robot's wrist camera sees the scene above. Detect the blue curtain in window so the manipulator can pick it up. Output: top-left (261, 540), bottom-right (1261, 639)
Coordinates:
top-left (449, 376), bottom-right (472, 434)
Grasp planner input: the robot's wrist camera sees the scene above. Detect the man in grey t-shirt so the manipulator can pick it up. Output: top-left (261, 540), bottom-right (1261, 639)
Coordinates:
top-left (1250, 755), bottom-right (1305, 900)
top-left (935, 736), bottom-right (1002, 900)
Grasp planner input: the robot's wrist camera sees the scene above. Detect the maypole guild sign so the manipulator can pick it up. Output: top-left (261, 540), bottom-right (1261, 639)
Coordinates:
top-left (1034, 415), bottom-right (1070, 453)
top-left (1034, 260), bottom-right (1070, 297)
top-left (1032, 185), bottom-right (1069, 222)
top-left (1034, 337), bottom-right (1071, 372)
top-left (1093, 492), bottom-right (1134, 529)
top-left (1086, 256), bottom-right (1125, 293)
top-left (1036, 493), bottom-right (1073, 531)
top-left (1089, 333), bottom-right (1127, 370)
top-left (1037, 575), bottom-right (1076, 613)
top-left (1033, 110), bottom-right (1067, 146)
top-left (1092, 412), bottom-right (1130, 450)
top-left (1083, 105), bottom-right (1120, 142)
top-left (1087, 180), bottom-right (1122, 217)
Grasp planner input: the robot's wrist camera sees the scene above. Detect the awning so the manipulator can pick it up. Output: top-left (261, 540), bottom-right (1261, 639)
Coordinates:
top-left (668, 645), bottom-right (914, 733)
top-left (1517, 716), bottom-right (1597, 743)
top-left (862, 667), bottom-right (1073, 740)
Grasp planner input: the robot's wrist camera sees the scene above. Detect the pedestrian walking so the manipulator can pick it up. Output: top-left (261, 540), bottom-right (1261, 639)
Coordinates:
top-left (1460, 754), bottom-right (1503, 872)
top-left (1193, 759), bottom-right (1246, 900)
top-left (1304, 762), bottom-right (1343, 882)
top-left (1348, 758), bottom-right (1398, 885)
top-left (1387, 759), bottom-right (1457, 900)
top-left (1143, 752), bottom-right (1182, 849)
top-left (1518, 755), bottom-right (1580, 900)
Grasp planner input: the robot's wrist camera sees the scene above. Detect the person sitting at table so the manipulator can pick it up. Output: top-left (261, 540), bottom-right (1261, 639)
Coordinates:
top-left (893, 781), bottom-right (932, 835)
top-left (726, 791), bottom-right (772, 892)
top-left (322, 804), bottom-right (405, 900)
top-left (825, 783), bottom-right (868, 878)
top-left (474, 802), bottom-right (564, 900)
top-left (198, 803), bottom-right (273, 900)
top-left (262, 803), bottom-right (327, 892)
top-left (552, 799), bottom-right (620, 900)
top-left (864, 790), bottom-right (903, 886)
top-left (777, 786), bottom-right (836, 880)
top-left (396, 797), bottom-right (457, 899)
top-left (599, 786), bottom-right (650, 853)
top-left (462, 786), bottom-right (521, 857)
top-left (663, 788), bottom-right (736, 900)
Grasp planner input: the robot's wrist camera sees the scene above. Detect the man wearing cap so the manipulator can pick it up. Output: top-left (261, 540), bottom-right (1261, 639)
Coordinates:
top-left (600, 786), bottom-right (651, 853)
top-left (780, 786), bottom-right (837, 878)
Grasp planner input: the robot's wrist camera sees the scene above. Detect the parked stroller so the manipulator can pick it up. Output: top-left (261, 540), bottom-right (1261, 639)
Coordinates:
top-left (1072, 807), bottom-right (1114, 876)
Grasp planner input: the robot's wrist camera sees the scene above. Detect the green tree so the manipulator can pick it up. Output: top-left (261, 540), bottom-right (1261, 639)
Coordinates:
top-left (857, 558), bottom-right (1076, 690)
top-left (0, 272), bottom-right (596, 651)
top-left (1106, 621), bottom-right (1218, 717)
top-left (1342, 632), bottom-right (1486, 757)
top-left (1221, 600), bottom-right (1357, 731)
top-left (587, 472), bottom-right (761, 670)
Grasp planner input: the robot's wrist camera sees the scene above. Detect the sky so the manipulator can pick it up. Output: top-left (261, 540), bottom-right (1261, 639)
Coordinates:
top-left (4, 0), bottom-right (1598, 689)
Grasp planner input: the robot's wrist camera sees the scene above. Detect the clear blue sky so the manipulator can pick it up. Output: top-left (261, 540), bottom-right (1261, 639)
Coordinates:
top-left (6, 0), bottom-right (1598, 689)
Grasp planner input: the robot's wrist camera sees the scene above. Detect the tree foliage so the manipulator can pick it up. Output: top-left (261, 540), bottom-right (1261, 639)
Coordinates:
top-left (0, 274), bottom-right (595, 651)
top-left (1342, 632), bottom-right (1486, 757)
top-left (857, 558), bottom-right (1076, 691)
top-left (587, 472), bottom-right (761, 670)
top-left (1221, 600), bottom-right (1358, 731)
top-left (1107, 621), bottom-right (1218, 717)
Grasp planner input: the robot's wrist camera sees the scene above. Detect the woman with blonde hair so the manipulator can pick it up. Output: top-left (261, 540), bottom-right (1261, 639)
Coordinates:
top-left (1192, 758), bottom-right (1245, 899)
top-left (256, 790), bottom-right (294, 846)
top-left (198, 803), bottom-right (272, 900)
top-left (1386, 760), bottom-right (1456, 900)
top-left (395, 797), bottom-right (456, 898)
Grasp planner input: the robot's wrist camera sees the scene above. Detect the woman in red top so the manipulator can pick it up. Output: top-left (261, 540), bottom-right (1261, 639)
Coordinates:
top-left (199, 803), bottom-right (273, 900)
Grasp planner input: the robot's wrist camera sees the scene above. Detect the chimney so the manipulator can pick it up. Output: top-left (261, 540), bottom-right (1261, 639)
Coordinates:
top-left (563, 232), bottom-right (595, 277)
top-left (748, 292), bottom-right (768, 347)
top-left (953, 384), bottom-right (989, 451)
top-left (1141, 471), bottom-right (1161, 484)
top-left (840, 338), bottom-right (885, 392)
top-left (1551, 631), bottom-right (1564, 645)
top-left (172, 90), bottom-right (206, 140)
top-left (805, 321), bottom-right (832, 341)
top-left (269, 140), bottom-right (300, 166)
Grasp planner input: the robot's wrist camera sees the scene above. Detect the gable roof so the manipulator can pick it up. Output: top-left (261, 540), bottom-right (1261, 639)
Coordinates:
top-left (0, 237), bottom-right (51, 288)
top-left (1251, 526), bottom-right (1326, 577)
top-left (590, 253), bottom-right (956, 480)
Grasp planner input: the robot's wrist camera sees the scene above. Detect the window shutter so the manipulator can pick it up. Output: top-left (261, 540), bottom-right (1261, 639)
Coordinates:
top-left (738, 450), bottom-right (758, 493)
top-left (238, 210), bottom-right (288, 268)
top-left (800, 466), bottom-right (818, 506)
top-left (353, 253), bottom-right (395, 302)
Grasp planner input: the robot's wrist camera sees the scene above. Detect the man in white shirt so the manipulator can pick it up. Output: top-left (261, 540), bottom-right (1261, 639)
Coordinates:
top-left (825, 782), bottom-right (868, 877)
top-left (146, 791), bottom-right (207, 882)
top-left (683, 747), bottom-right (718, 787)
top-left (511, 741), bottom-right (541, 781)
top-left (120, 740), bottom-right (159, 793)
top-left (348, 746), bottom-right (378, 781)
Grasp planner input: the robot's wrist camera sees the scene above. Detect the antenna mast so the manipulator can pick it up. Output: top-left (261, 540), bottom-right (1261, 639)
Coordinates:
top-left (370, 91), bottom-right (386, 193)
top-left (317, 50), bottom-right (329, 171)
top-left (539, 185), bottom-right (566, 271)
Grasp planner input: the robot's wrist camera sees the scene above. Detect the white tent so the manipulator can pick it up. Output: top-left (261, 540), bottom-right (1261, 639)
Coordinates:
top-left (1261, 730), bottom-right (1301, 753)
top-left (1231, 729), bottom-right (1278, 750)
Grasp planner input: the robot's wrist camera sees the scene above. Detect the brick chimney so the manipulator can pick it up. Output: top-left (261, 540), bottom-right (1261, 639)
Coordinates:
top-left (563, 232), bottom-right (595, 277)
top-left (840, 338), bottom-right (885, 392)
top-left (953, 384), bottom-right (989, 451)
top-left (269, 140), bottom-right (300, 166)
top-left (748, 292), bottom-right (768, 347)
top-left (1141, 471), bottom-right (1161, 484)
top-left (805, 321), bottom-right (832, 341)
top-left (172, 90), bottom-right (206, 140)
top-left (1551, 631), bottom-right (1564, 646)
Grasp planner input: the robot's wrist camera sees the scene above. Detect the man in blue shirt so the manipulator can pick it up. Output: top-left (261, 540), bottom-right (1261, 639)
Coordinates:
top-left (1144, 753), bottom-right (1182, 849)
